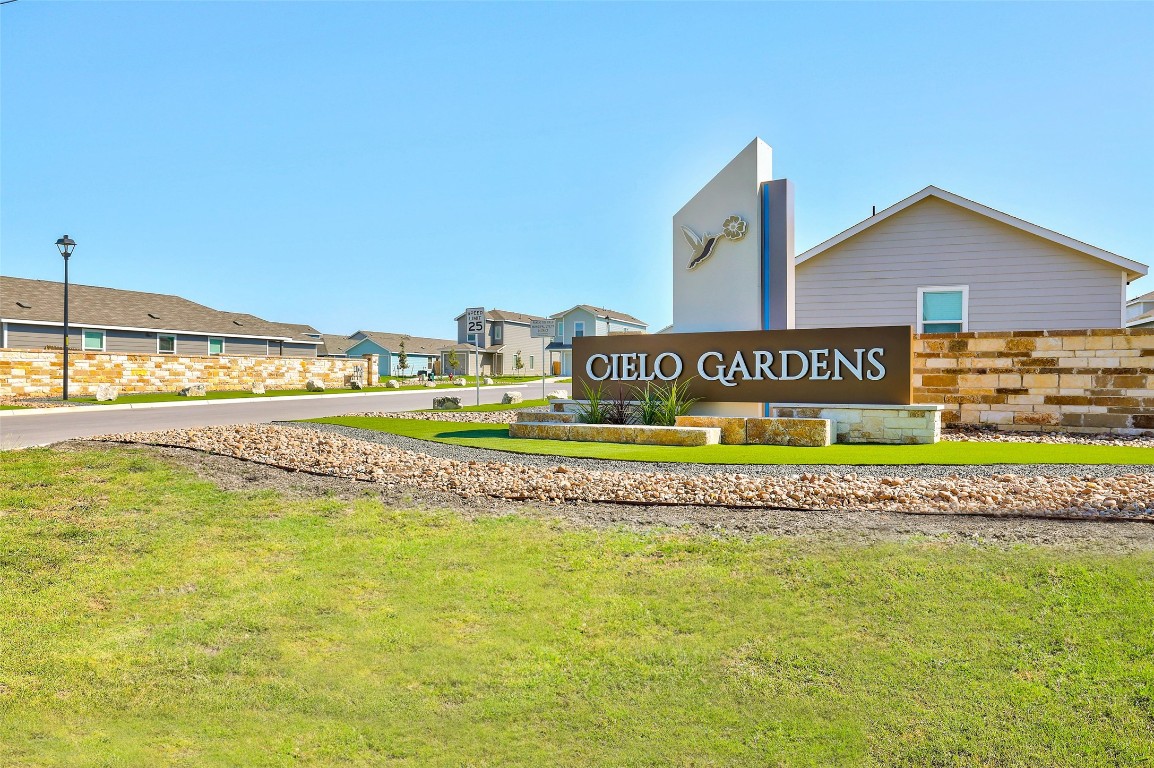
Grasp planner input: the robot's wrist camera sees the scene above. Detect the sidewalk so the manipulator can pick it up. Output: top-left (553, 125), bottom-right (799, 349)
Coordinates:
top-left (1, 378), bottom-right (569, 418)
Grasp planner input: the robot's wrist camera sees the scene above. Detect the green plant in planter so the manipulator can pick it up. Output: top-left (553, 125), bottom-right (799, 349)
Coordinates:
top-left (575, 381), bottom-right (610, 424)
top-left (632, 378), bottom-right (701, 426)
top-left (603, 386), bottom-right (636, 424)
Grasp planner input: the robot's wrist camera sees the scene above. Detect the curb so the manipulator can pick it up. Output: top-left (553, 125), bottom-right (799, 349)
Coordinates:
top-left (0, 382), bottom-right (559, 418)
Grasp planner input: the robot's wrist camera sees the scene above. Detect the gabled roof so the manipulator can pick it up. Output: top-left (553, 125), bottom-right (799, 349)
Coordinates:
top-left (452, 308), bottom-right (545, 324)
top-left (347, 331), bottom-right (457, 356)
top-left (796, 186), bottom-right (1148, 281)
top-left (1128, 290), bottom-right (1154, 304)
top-left (229, 316), bottom-right (323, 344)
top-left (549, 304), bottom-right (647, 326)
top-left (439, 342), bottom-right (505, 353)
top-left (320, 333), bottom-right (359, 356)
top-left (0, 276), bottom-right (320, 343)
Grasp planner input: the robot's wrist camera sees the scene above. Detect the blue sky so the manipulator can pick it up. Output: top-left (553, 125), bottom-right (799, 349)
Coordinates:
top-left (3, 1), bottom-right (1151, 338)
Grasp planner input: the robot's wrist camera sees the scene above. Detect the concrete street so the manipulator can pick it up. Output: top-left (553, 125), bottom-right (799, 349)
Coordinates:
top-left (0, 384), bottom-right (541, 449)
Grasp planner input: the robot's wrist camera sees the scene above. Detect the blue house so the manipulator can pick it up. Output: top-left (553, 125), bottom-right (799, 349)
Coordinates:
top-left (334, 331), bottom-right (457, 379)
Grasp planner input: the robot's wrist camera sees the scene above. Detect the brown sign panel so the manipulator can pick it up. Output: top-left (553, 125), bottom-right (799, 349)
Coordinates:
top-left (572, 326), bottom-right (912, 405)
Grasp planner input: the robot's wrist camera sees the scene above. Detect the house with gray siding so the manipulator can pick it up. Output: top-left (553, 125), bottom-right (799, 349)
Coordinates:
top-left (547, 305), bottom-right (648, 375)
top-left (1, 276), bottom-right (323, 357)
top-left (794, 187), bottom-right (1147, 332)
top-left (442, 309), bottom-right (548, 377)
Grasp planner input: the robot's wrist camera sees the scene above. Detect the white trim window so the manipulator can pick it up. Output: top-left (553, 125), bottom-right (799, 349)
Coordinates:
top-left (493, 324), bottom-right (502, 343)
top-left (573, 321), bottom-right (585, 338)
top-left (82, 328), bottom-right (106, 351)
top-left (917, 286), bottom-right (969, 333)
top-left (208, 337), bottom-right (225, 355)
top-left (529, 355), bottom-right (535, 370)
top-left (158, 333), bottom-right (177, 354)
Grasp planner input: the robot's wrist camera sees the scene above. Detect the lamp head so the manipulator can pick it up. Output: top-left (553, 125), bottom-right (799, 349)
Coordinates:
top-left (55, 235), bottom-right (77, 257)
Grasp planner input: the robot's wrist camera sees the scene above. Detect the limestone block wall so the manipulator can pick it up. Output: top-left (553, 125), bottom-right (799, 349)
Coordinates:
top-left (913, 329), bottom-right (1154, 434)
top-left (0, 349), bottom-right (374, 397)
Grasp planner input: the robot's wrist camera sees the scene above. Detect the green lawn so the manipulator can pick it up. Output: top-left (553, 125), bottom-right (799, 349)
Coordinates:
top-left (1, 447), bottom-right (1152, 766)
top-left (308, 416), bottom-right (1154, 465)
top-left (0, 405), bottom-right (27, 411)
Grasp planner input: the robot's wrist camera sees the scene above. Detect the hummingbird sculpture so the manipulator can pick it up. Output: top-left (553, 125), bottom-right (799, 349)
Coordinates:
top-left (683, 215), bottom-right (748, 270)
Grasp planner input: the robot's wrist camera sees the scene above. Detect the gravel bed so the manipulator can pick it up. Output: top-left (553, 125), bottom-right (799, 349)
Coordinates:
top-left (291, 420), bottom-right (1153, 481)
top-left (942, 427), bottom-right (1154, 448)
top-left (94, 424), bottom-right (1154, 519)
top-left (66, 442), bottom-right (1154, 552)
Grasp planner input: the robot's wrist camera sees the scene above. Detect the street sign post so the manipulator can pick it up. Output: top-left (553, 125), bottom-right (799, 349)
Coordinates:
top-left (465, 307), bottom-right (485, 405)
top-left (530, 318), bottom-right (558, 400)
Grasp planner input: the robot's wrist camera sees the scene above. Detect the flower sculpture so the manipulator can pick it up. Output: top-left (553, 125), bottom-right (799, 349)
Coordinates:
top-left (722, 215), bottom-right (747, 241)
top-left (683, 214), bottom-right (748, 271)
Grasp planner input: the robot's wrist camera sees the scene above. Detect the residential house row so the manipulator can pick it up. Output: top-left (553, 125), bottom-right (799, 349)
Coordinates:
top-left (1, 276), bottom-right (649, 380)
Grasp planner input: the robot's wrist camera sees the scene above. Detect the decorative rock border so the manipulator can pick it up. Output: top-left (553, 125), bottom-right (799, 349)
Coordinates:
top-left (676, 416), bottom-right (831, 447)
top-left (510, 421), bottom-right (722, 446)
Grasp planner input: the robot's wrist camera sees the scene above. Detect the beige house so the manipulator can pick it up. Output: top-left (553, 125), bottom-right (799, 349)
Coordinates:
top-left (1, 276), bottom-right (322, 357)
top-left (794, 187), bottom-right (1147, 332)
top-left (442, 309), bottom-right (548, 376)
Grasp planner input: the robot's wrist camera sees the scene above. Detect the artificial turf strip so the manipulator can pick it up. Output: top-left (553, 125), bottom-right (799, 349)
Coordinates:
top-left (308, 416), bottom-right (1154, 465)
top-left (1, 447), bottom-right (1152, 766)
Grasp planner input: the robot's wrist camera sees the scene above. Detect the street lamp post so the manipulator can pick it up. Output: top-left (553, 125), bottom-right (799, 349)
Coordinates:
top-left (55, 235), bottom-right (77, 400)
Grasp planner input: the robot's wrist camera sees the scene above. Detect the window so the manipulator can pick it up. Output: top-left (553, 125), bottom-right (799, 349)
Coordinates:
top-left (82, 329), bottom-right (105, 351)
top-left (208, 337), bottom-right (224, 355)
top-left (493, 324), bottom-right (502, 343)
top-left (556, 321), bottom-right (564, 339)
top-left (529, 355), bottom-right (535, 369)
top-left (917, 286), bottom-right (968, 333)
top-left (573, 321), bottom-right (585, 338)
top-left (158, 334), bottom-right (176, 354)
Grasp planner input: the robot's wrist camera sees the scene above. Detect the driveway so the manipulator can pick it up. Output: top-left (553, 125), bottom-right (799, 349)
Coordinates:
top-left (0, 384), bottom-right (538, 449)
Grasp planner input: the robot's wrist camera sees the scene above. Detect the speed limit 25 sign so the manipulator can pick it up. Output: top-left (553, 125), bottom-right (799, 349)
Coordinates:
top-left (465, 307), bottom-right (486, 340)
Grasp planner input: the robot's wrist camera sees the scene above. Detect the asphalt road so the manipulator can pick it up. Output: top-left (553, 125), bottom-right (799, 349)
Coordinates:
top-left (0, 384), bottom-right (540, 449)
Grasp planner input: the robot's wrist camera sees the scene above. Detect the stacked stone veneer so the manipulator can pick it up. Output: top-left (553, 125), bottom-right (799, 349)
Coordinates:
top-left (913, 329), bottom-right (1154, 434)
top-left (0, 349), bottom-right (378, 397)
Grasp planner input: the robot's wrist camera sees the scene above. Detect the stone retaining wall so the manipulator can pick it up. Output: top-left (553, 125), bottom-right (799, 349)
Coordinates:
top-left (913, 329), bottom-right (1153, 434)
top-left (0, 349), bottom-right (377, 397)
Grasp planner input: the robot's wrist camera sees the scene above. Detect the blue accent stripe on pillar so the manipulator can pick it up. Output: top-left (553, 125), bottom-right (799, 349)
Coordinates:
top-left (761, 181), bottom-right (772, 418)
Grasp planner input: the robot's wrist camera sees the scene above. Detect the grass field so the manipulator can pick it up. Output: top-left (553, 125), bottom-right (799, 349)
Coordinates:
top-left (309, 416), bottom-right (1154, 465)
top-left (1, 446), bottom-right (1151, 766)
top-left (0, 405), bottom-right (27, 410)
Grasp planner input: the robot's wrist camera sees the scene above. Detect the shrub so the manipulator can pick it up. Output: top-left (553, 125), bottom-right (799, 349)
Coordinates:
top-left (632, 378), bottom-right (701, 426)
top-left (575, 381), bottom-right (610, 424)
top-left (603, 386), bottom-right (636, 425)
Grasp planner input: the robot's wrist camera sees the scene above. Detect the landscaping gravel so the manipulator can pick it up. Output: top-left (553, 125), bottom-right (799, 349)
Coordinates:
top-left (292, 420), bottom-right (1153, 481)
top-left (95, 424), bottom-right (1154, 519)
top-left (71, 442), bottom-right (1153, 553)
